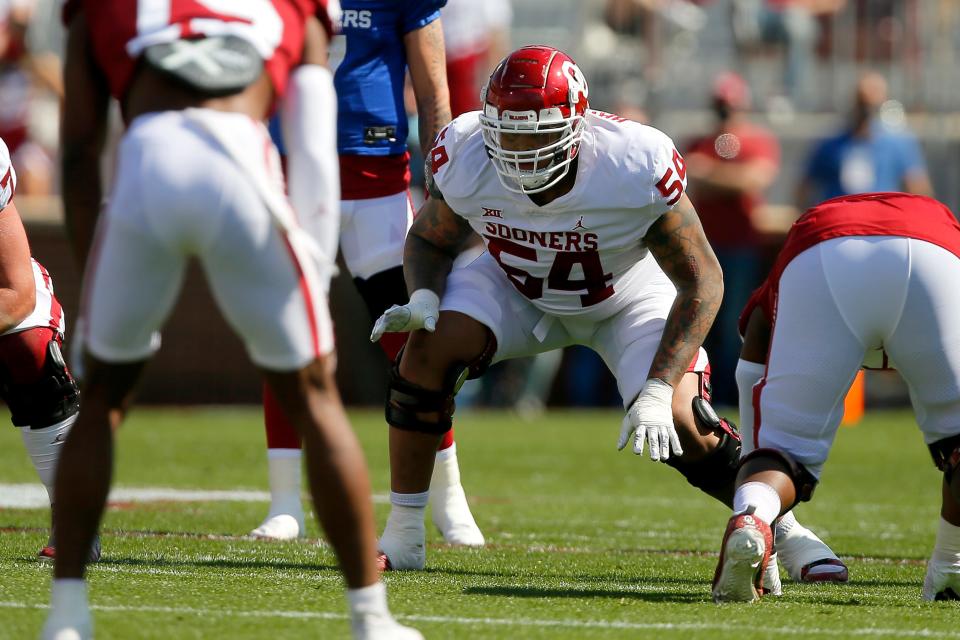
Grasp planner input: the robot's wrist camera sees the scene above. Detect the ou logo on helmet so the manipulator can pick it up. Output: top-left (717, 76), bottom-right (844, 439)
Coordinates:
top-left (561, 61), bottom-right (588, 105)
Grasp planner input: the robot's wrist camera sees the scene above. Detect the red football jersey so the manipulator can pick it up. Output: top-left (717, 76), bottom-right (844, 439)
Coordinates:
top-left (740, 192), bottom-right (960, 335)
top-left (62, 0), bottom-right (330, 102)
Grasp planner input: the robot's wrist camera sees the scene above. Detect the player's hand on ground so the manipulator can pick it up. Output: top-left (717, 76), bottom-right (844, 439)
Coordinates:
top-left (370, 289), bottom-right (440, 342)
top-left (617, 378), bottom-right (683, 461)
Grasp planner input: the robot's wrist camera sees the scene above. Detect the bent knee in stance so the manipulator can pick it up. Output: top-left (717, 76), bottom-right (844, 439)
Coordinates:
top-left (399, 311), bottom-right (492, 389)
top-left (671, 372), bottom-right (721, 461)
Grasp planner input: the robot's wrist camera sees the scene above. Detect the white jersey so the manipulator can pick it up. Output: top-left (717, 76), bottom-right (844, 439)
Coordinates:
top-left (429, 109), bottom-right (687, 321)
top-left (0, 135), bottom-right (16, 211)
top-left (0, 137), bottom-right (63, 337)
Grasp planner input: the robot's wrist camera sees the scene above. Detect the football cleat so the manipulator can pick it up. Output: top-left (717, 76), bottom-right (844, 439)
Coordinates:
top-left (378, 506), bottom-right (427, 571)
top-left (430, 484), bottom-right (485, 547)
top-left (39, 535), bottom-right (102, 564)
top-left (375, 535), bottom-right (425, 572)
top-left (923, 559), bottom-right (960, 601)
top-left (249, 513), bottom-right (305, 541)
top-left (351, 612), bottom-right (424, 640)
top-left (713, 509), bottom-right (774, 603)
top-left (776, 521), bottom-right (848, 583)
top-left (763, 552), bottom-right (783, 597)
top-left (375, 552), bottom-right (392, 573)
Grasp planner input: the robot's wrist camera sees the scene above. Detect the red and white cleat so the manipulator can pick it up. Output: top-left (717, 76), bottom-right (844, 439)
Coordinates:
top-left (713, 509), bottom-right (774, 603)
top-left (777, 521), bottom-right (848, 583)
top-left (377, 509), bottom-right (426, 571)
top-left (762, 552), bottom-right (783, 597)
top-left (38, 536), bottom-right (102, 564)
top-left (375, 552), bottom-right (392, 573)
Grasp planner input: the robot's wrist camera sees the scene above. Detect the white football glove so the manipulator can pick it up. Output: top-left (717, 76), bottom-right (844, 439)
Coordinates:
top-left (617, 378), bottom-right (683, 462)
top-left (370, 289), bottom-right (440, 342)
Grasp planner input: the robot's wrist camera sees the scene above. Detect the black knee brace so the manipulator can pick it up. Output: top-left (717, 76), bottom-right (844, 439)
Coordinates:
top-left (738, 447), bottom-right (820, 509)
top-left (929, 433), bottom-right (960, 484)
top-left (0, 339), bottom-right (80, 429)
top-left (664, 397), bottom-right (742, 505)
top-left (385, 335), bottom-right (497, 435)
top-left (353, 267), bottom-right (408, 324)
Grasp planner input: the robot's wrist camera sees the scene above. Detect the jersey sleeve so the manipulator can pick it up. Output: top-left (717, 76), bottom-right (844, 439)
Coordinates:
top-left (402, 0), bottom-right (445, 34)
top-left (632, 125), bottom-right (687, 218)
top-left (0, 138), bottom-right (17, 212)
top-left (425, 113), bottom-right (475, 200)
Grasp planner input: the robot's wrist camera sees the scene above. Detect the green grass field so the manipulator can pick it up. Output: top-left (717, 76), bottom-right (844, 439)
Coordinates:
top-left (2, 407), bottom-right (959, 638)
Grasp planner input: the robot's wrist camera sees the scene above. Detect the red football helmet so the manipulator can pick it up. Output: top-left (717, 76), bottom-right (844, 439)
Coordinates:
top-left (479, 45), bottom-right (589, 194)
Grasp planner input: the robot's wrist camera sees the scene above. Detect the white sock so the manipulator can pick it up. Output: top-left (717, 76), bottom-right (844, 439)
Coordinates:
top-left (775, 509), bottom-right (798, 539)
top-left (431, 444), bottom-right (460, 491)
top-left (733, 481), bottom-right (782, 525)
top-left (21, 414), bottom-right (77, 503)
top-left (383, 494), bottom-right (428, 541)
top-left (932, 517), bottom-right (960, 563)
top-left (346, 581), bottom-right (389, 618)
top-left (266, 449), bottom-right (302, 515)
top-left (735, 359), bottom-right (765, 456)
top-left (390, 491), bottom-right (429, 508)
top-left (50, 578), bottom-right (88, 615)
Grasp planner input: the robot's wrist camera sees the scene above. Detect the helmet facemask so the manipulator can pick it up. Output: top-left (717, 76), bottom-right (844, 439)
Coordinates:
top-left (479, 104), bottom-right (584, 195)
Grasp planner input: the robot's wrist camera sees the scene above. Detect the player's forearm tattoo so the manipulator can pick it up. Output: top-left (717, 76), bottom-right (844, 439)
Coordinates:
top-left (403, 200), bottom-right (473, 297)
top-left (643, 198), bottom-right (724, 387)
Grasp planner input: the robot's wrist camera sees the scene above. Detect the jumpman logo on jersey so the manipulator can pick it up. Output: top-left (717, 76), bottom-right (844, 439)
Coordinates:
top-left (572, 216), bottom-right (587, 230)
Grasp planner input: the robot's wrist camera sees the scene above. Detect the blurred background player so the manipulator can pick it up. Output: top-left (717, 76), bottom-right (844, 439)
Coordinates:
top-left (253, 0), bottom-right (485, 549)
top-left (47, 2), bottom-right (421, 639)
top-left (714, 192), bottom-right (960, 602)
top-left (684, 71), bottom-right (779, 407)
top-left (796, 71), bottom-right (932, 208)
top-left (0, 0), bottom-right (61, 196)
top-left (441, 0), bottom-right (512, 118)
top-left (0, 136), bottom-right (89, 562)
top-left (371, 46), bottom-right (841, 586)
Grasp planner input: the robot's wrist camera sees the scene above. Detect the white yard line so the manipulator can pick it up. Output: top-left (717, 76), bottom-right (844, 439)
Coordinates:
top-left (0, 601), bottom-right (955, 637)
top-left (0, 483), bottom-right (389, 508)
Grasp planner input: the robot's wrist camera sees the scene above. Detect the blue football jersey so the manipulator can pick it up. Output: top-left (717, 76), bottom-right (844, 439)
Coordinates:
top-left (335, 0), bottom-right (445, 156)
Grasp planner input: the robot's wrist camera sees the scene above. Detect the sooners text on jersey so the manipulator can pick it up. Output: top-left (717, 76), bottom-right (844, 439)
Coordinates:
top-left (430, 110), bottom-right (687, 321)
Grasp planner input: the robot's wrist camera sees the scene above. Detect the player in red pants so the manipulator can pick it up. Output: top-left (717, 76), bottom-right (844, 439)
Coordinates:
top-left (0, 137), bottom-right (96, 562)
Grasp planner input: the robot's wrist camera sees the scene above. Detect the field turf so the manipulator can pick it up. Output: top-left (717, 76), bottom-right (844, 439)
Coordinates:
top-left (1, 407), bottom-right (959, 638)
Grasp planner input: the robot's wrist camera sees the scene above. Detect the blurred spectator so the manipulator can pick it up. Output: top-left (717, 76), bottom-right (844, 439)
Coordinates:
top-left (685, 71), bottom-right (780, 406)
top-left (604, 0), bottom-right (706, 98)
top-left (0, 0), bottom-right (60, 196)
top-left (442, 0), bottom-right (511, 117)
top-left (796, 71), bottom-right (932, 209)
top-left (732, 0), bottom-right (845, 108)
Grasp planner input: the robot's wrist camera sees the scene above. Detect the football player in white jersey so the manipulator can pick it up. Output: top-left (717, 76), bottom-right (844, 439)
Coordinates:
top-left (369, 45), bottom-right (847, 587)
top-left (0, 137), bottom-right (98, 562)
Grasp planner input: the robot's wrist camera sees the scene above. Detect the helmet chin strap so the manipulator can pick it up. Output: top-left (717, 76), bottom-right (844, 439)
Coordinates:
top-left (516, 163), bottom-right (566, 193)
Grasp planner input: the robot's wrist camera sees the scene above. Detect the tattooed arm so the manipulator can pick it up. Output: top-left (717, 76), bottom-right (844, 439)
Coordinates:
top-left (404, 196), bottom-right (475, 298)
top-left (643, 193), bottom-right (724, 387)
top-left (404, 18), bottom-right (452, 153)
